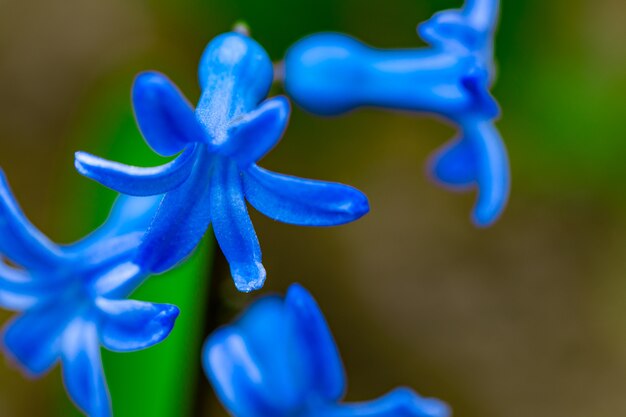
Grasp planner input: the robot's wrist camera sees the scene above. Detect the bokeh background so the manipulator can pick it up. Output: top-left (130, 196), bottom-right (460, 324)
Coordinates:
top-left (1, 0), bottom-right (625, 416)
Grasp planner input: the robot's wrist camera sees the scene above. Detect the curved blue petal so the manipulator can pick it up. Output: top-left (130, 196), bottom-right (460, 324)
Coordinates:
top-left (419, 12), bottom-right (479, 52)
top-left (319, 388), bottom-right (450, 417)
top-left (102, 195), bottom-right (162, 235)
top-left (243, 165), bottom-right (369, 226)
top-left (203, 327), bottom-right (288, 417)
top-left (95, 298), bottom-right (179, 352)
top-left (428, 120), bottom-right (509, 227)
top-left (135, 149), bottom-right (213, 274)
top-left (74, 145), bottom-right (197, 197)
top-left (222, 96), bottom-right (290, 168)
top-left (428, 137), bottom-right (476, 190)
top-left (67, 232), bottom-right (143, 273)
top-left (73, 195), bottom-right (162, 249)
top-left (133, 71), bottom-right (208, 156)
top-left (61, 318), bottom-right (112, 417)
top-left (285, 284), bottom-right (346, 402)
top-left (2, 301), bottom-right (76, 376)
top-left (469, 120), bottom-right (509, 227)
top-left (0, 170), bottom-right (63, 269)
top-left (211, 158), bottom-right (265, 292)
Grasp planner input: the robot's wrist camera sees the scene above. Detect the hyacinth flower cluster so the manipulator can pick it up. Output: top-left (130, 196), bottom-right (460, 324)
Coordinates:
top-left (283, 0), bottom-right (508, 226)
top-left (75, 30), bottom-right (370, 293)
top-left (204, 284), bottom-right (449, 417)
top-left (0, 1), bottom-right (509, 416)
top-left (0, 173), bottom-right (176, 417)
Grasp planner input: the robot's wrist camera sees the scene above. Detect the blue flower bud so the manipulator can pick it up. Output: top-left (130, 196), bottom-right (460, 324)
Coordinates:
top-left (204, 284), bottom-right (450, 417)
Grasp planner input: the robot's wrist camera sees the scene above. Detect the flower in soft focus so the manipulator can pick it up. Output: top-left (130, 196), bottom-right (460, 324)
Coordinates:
top-left (74, 31), bottom-right (370, 293)
top-left (0, 171), bottom-right (178, 417)
top-left (203, 283), bottom-right (450, 417)
top-left (283, 0), bottom-right (508, 227)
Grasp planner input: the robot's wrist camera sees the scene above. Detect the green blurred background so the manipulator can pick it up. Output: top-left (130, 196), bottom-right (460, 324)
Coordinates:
top-left (0, 0), bottom-right (625, 416)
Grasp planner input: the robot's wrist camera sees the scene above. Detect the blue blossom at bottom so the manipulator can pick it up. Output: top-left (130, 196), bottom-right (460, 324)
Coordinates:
top-left (0, 171), bottom-right (177, 417)
top-left (203, 284), bottom-right (449, 417)
top-left (283, 0), bottom-right (508, 227)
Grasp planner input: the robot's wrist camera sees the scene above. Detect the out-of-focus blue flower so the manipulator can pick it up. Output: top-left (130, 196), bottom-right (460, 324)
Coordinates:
top-left (283, 0), bottom-right (508, 227)
top-left (74, 31), bottom-right (370, 293)
top-left (203, 283), bottom-right (450, 417)
top-left (0, 171), bottom-right (177, 417)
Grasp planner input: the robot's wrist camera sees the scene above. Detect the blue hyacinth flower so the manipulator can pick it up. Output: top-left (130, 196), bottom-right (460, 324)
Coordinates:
top-left (74, 31), bottom-right (370, 293)
top-left (0, 170), bottom-right (178, 417)
top-left (204, 283), bottom-right (450, 417)
top-left (283, 0), bottom-right (508, 227)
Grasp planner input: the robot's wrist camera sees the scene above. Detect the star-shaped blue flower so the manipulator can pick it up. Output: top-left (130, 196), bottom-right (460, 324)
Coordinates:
top-left (74, 31), bottom-right (370, 293)
top-left (283, 0), bottom-right (508, 227)
top-left (204, 283), bottom-right (449, 417)
top-left (0, 171), bottom-right (178, 417)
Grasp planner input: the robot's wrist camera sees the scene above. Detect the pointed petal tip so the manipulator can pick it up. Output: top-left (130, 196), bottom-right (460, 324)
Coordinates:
top-left (471, 206), bottom-right (501, 228)
top-left (156, 304), bottom-right (180, 327)
top-left (1, 343), bottom-right (52, 379)
top-left (348, 191), bottom-right (370, 219)
top-left (232, 262), bottom-right (266, 293)
top-left (380, 387), bottom-right (452, 417)
top-left (73, 151), bottom-right (92, 173)
top-left (420, 398), bottom-right (452, 417)
top-left (286, 282), bottom-right (308, 298)
top-left (285, 282), bottom-right (315, 310)
top-left (133, 71), bottom-right (175, 102)
top-left (134, 70), bottom-right (166, 87)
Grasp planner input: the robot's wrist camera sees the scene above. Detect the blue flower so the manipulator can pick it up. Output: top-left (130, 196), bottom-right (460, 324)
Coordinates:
top-left (0, 171), bottom-right (178, 417)
top-left (203, 283), bottom-right (450, 417)
top-left (74, 31), bottom-right (370, 293)
top-left (283, 0), bottom-right (508, 227)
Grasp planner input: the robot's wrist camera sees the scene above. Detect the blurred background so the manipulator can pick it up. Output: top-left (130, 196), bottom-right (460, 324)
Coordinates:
top-left (0, 0), bottom-right (625, 416)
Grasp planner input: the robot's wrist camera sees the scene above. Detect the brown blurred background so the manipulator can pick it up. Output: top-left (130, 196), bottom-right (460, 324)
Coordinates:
top-left (1, 0), bottom-right (626, 416)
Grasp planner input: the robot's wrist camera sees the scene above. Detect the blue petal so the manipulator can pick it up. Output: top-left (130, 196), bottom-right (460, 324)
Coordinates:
top-left (319, 387), bottom-right (450, 417)
top-left (428, 120), bottom-right (509, 227)
top-left (243, 165), bottom-right (369, 226)
top-left (211, 158), bottom-right (265, 292)
top-left (0, 170), bottom-right (63, 269)
top-left (91, 262), bottom-right (145, 299)
top-left (66, 232), bottom-right (142, 272)
top-left (136, 149), bottom-right (213, 273)
top-left (74, 145), bottom-right (197, 196)
top-left (285, 284), bottom-right (346, 402)
top-left (464, 0), bottom-right (500, 33)
top-left (222, 96), bottom-right (290, 168)
top-left (95, 298), bottom-right (179, 352)
top-left (132, 71), bottom-right (208, 156)
top-left (203, 327), bottom-right (286, 417)
top-left (72, 195), bottom-right (162, 249)
top-left (234, 296), bottom-right (309, 410)
top-left (428, 137), bottom-right (476, 189)
top-left (2, 301), bottom-right (76, 376)
top-left (469, 121), bottom-right (509, 227)
top-left (61, 318), bottom-right (112, 417)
